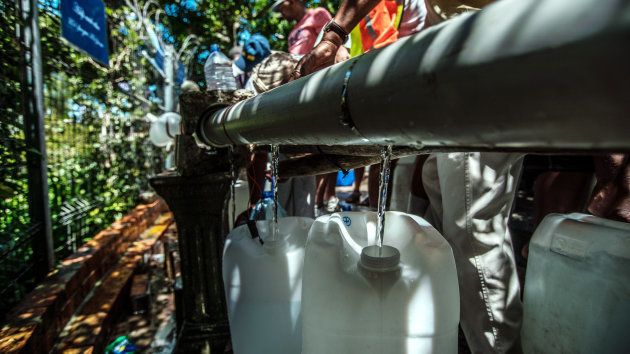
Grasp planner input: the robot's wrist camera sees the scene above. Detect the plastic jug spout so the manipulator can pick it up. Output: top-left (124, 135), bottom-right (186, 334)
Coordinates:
top-left (359, 245), bottom-right (400, 273)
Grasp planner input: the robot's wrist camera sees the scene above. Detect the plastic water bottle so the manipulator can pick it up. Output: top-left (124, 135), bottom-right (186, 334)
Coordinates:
top-left (204, 44), bottom-right (238, 92)
top-left (250, 177), bottom-right (286, 221)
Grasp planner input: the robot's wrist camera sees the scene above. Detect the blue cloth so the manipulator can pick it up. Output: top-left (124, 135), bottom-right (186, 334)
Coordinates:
top-left (337, 169), bottom-right (355, 187)
top-left (234, 34), bottom-right (271, 72)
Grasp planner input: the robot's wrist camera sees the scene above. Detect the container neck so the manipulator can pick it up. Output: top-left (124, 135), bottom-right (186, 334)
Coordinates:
top-left (359, 245), bottom-right (400, 273)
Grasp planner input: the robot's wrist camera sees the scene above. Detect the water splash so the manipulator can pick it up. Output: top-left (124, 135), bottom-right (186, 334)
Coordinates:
top-left (271, 144), bottom-right (280, 241)
top-left (376, 145), bottom-right (393, 251)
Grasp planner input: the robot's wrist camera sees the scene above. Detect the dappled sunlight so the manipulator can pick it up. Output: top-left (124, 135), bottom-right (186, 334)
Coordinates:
top-left (2, 0), bottom-right (629, 353)
top-left (0, 203), bottom-right (170, 353)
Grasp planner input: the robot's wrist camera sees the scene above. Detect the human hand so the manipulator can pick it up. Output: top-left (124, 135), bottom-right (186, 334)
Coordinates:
top-left (335, 45), bottom-right (350, 63)
top-left (291, 32), bottom-right (343, 81)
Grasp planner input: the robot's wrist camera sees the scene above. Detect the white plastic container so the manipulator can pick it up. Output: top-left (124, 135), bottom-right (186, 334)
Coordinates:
top-left (149, 112), bottom-right (181, 147)
top-left (302, 211), bottom-right (460, 354)
top-left (522, 213), bottom-right (630, 354)
top-left (223, 217), bottom-right (313, 354)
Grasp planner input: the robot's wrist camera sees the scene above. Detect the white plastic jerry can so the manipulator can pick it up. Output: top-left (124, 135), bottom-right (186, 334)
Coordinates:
top-left (522, 213), bottom-right (630, 354)
top-left (302, 211), bottom-right (460, 354)
top-left (223, 217), bottom-right (314, 354)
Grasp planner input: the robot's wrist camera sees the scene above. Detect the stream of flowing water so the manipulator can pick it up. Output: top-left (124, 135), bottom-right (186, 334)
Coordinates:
top-left (271, 144), bottom-right (280, 241)
top-left (376, 145), bottom-right (393, 253)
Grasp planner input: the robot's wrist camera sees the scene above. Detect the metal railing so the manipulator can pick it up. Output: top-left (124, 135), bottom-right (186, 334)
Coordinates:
top-left (53, 199), bottom-right (104, 258)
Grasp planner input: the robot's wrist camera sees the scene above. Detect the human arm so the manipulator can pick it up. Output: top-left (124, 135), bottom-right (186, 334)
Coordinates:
top-left (291, 0), bottom-right (382, 80)
top-left (333, 0), bottom-right (383, 34)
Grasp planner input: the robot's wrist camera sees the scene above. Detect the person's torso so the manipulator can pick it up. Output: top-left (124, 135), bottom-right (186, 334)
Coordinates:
top-left (350, 0), bottom-right (426, 57)
top-left (288, 8), bottom-right (332, 55)
top-left (399, 0), bottom-right (427, 37)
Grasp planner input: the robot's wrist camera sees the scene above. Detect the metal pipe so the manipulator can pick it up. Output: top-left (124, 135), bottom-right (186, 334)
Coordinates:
top-left (200, 0), bottom-right (630, 151)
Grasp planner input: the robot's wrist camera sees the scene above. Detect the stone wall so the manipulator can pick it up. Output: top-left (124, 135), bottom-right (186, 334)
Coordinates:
top-left (0, 200), bottom-right (168, 353)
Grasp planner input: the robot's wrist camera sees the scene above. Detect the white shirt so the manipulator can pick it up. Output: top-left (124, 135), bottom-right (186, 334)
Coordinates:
top-left (399, 0), bottom-right (428, 38)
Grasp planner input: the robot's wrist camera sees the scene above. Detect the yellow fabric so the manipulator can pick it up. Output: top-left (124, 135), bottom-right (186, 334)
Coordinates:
top-left (394, 2), bottom-right (404, 28)
top-left (350, 26), bottom-right (364, 58)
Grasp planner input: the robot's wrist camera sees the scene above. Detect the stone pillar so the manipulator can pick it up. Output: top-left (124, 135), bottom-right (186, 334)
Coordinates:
top-left (150, 91), bottom-right (252, 353)
top-left (151, 172), bottom-right (231, 353)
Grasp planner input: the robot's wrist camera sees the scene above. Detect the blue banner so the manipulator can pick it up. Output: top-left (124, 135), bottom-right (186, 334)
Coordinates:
top-left (61, 0), bottom-right (109, 66)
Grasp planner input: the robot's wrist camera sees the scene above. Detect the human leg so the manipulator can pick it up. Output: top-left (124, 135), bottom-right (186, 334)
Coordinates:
top-left (345, 167), bottom-right (365, 203)
top-left (247, 152), bottom-right (268, 207)
top-left (294, 176), bottom-right (316, 218)
top-left (315, 174), bottom-right (326, 208)
top-left (323, 172), bottom-right (339, 212)
top-left (426, 152), bottom-right (524, 353)
top-left (323, 172), bottom-right (337, 201)
top-left (409, 154), bottom-right (430, 215)
top-left (368, 164), bottom-right (380, 207)
top-left (422, 154), bottom-right (443, 227)
top-left (368, 160), bottom-right (398, 208)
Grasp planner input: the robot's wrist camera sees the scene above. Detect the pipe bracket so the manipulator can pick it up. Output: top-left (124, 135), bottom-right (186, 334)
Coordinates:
top-left (340, 58), bottom-right (369, 141)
